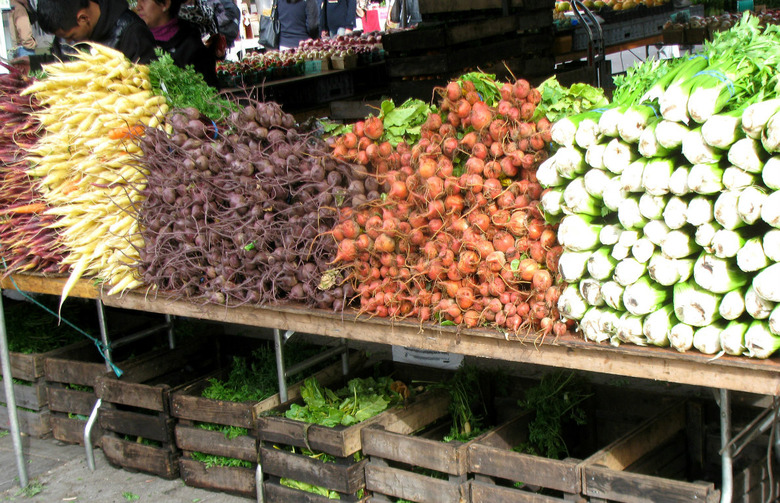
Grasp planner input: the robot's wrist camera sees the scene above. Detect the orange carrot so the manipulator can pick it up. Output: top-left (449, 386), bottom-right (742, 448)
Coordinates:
top-left (107, 124), bottom-right (144, 140)
top-left (0, 202), bottom-right (46, 215)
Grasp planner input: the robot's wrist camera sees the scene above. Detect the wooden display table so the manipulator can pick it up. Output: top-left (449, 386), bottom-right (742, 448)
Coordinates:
top-left (102, 291), bottom-right (780, 397)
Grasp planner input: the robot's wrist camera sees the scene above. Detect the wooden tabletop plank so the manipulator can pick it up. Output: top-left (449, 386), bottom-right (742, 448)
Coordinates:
top-left (0, 274), bottom-right (99, 299)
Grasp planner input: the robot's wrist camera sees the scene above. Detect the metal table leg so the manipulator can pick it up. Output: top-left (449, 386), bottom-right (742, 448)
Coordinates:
top-left (720, 388), bottom-right (733, 503)
top-left (0, 291), bottom-right (28, 487)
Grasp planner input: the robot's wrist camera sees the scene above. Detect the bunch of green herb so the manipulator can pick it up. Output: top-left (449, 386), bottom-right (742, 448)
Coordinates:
top-left (201, 343), bottom-right (324, 403)
top-left (195, 423), bottom-right (247, 440)
top-left (515, 372), bottom-right (591, 460)
top-left (190, 451), bottom-right (252, 469)
top-left (148, 49), bottom-right (238, 122)
top-left (532, 76), bottom-right (610, 123)
top-left (284, 376), bottom-right (406, 427)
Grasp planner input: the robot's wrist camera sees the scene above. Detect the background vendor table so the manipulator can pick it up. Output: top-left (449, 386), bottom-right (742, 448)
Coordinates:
top-left (102, 290), bottom-right (780, 397)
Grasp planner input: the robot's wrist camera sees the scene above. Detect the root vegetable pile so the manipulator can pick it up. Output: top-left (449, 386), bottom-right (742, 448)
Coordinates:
top-left (0, 64), bottom-right (66, 275)
top-left (135, 100), bottom-right (371, 308)
top-left (330, 75), bottom-right (566, 335)
top-left (22, 44), bottom-right (168, 301)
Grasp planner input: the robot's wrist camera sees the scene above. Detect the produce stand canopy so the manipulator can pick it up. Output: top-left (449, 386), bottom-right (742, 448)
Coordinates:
top-left (99, 288), bottom-right (780, 397)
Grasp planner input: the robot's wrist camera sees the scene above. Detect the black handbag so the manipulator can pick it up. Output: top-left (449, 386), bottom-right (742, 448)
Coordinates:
top-left (258, 0), bottom-right (280, 49)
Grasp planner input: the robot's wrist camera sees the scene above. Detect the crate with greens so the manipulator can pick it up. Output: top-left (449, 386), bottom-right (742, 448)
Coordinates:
top-left (44, 307), bottom-right (171, 446)
top-left (95, 334), bottom-right (223, 479)
top-left (256, 362), bottom-right (450, 502)
top-left (172, 342), bottom-right (362, 498)
top-left (0, 296), bottom-right (91, 437)
top-left (362, 365), bottom-right (517, 503)
top-left (467, 373), bottom-right (683, 502)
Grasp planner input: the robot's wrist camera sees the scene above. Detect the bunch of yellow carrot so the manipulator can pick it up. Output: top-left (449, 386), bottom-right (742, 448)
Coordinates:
top-left (22, 43), bottom-right (168, 302)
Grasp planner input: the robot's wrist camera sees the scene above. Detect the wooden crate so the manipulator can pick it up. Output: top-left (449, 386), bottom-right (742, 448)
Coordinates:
top-left (172, 352), bottom-right (365, 498)
top-left (96, 339), bottom-right (219, 479)
top-left (581, 401), bottom-right (720, 503)
top-left (362, 420), bottom-right (476, 503)
top-left (467, 413), bottom-right (585, 502)
top-left (257, 363), bottom-right (451, 501)
top-left (0, 379), bottom-right (50, 438)
top-left (0, 340), bottom-right (96, 438)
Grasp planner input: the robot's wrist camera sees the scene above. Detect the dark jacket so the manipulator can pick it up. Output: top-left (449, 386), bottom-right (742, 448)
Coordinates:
top-left (278, 0), bottom-right (319, 49)
top-left (156, 20), bottom-right (219, 89)
top-left (50, 0), bottom-right (157, 63)
top-left (319, 0), bottom-right (356, 35)
top-left (89, 0), bottom-right (157, 63)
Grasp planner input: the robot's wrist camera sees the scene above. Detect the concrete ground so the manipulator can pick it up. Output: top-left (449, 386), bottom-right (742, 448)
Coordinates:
top-left (0, 432), bottom-right (249, 503)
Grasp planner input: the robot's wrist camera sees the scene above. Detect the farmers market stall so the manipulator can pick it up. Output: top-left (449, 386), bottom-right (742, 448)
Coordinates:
top-left (4, 13), bottom-right (780, 501)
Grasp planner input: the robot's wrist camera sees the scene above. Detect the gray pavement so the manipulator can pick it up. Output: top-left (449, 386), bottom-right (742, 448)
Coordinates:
top-left (0, 432), bottom-right (250, 502)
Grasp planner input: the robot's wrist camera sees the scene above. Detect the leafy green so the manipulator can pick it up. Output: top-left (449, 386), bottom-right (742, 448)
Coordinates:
top-left (201, 343), bottom-right (325, 403)
top-left (122, 492), bottom-right (140, 501)
top-left (280, 478), bottom-right (341, 499)
top-left (195, 423), bottom-right (248, 440)
top-left (379, 98), bottom-right (433, 146)
top-left (515, 372), bottom-right (591, 460)
top-left (190, 451), bottom-right (252, 468)
top-left (533, 76), bottom-right (609, 123)
top-left (612, 57), bottom-right (683, 105)
top-left (148, 49), bottom-right (238, 122)
top-left (284, 376), bottom-right (406, 427)
top-left (459, 72), bottom-right (502, 107)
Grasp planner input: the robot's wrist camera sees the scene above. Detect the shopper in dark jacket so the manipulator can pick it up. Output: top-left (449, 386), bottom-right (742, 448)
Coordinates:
top-left (278, 0), bottom-right (319, 50)
top-left (319, 0), bottom-right (356, 38)
top-left (136, 0), bottom-right (219, 88)
top-left (36, 0), bottom-right (157, 63)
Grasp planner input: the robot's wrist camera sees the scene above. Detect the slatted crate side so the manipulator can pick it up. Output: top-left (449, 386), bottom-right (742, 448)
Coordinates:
top-left (176, 424), bottom-right (258, 462)
top-left (101, 435), bottom-right (179, 479)
top-left (9, 342), bottom-right (80, 382)
top-left (99, 406), bottom-right (175, 443)
top-left (179, 458), bottom-right (256, 499)
top-left (581, 401), bottom-right (720, 503)
top-left (50, 414), bottom-right (102, 446)
top-left (0, 379), bottom-right (48, 410)
top-left (261, 446), bottom-right (368, 495)
top-left (0, 404), bottom-right (51, 438)
top-left (362, 421), bottom-right (473, 503)
top-left (46, 385), bottom-right (96, 415)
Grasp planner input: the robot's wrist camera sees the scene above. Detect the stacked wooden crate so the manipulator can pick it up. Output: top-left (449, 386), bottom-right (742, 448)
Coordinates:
top-left (44, 311), bottom-right (169, 445)
top-left (95, 338), bottom-right (220, 479)
top-left (256, 362), bottom-right (451, 502)
top-left (0, 346), bottom-right (67, 438)
top-left (383, 0), bottom-right (555, 101)
top-left (171, 352), bottom-right (364, 498)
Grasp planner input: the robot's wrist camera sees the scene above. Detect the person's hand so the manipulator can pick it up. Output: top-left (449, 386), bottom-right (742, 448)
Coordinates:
top-left (345, 28), bottom-right (353, 35)
top-left (321, 30), bottom-right (329, 38)
top-left (11, 56), bottom-right (30, 75)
